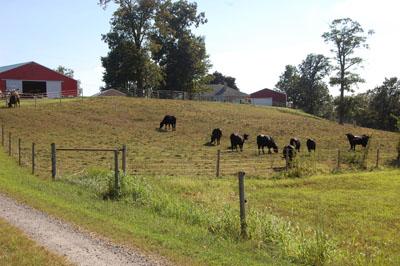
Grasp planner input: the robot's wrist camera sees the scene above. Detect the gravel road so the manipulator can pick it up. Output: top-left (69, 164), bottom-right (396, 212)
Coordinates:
top-left (0, 193), bottom-right (170, 266)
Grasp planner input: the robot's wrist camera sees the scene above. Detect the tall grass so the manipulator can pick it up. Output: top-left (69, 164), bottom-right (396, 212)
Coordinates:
top-left (71, 168), bottom-right (339, 264)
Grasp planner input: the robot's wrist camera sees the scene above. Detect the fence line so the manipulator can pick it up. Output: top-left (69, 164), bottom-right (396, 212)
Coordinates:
top-left (0, 124), bottom-right (399, 180)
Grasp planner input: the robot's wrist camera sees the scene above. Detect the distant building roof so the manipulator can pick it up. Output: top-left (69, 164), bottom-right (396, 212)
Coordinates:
top-left (201, 84), bottom-right (248, 98)
top-left (250, 88), bottom-right (286, 102)
top-left (92, 89), bottom-right (127, 97)
top-left (0, 62), bottom-right (32, 74)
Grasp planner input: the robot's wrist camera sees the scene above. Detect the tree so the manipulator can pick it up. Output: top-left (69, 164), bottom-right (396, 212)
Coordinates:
top-left (151, 0), bottom-right (210, 98)
top-left (55, 66), bottom-right (74, 78)
top-left (275, 65), bottom-right (301, 106)
top-left (276, 55), bottom-right (331, 117)
top-left (322, 18), bottom-right (374, 124)
top-left (368, 77), bottom-right (400, 131)
top-left (208, 71), bottom-right (239, 90)
top-left (297, 54), bottom-right (331, 115)
top-left (100, 0), bottom-right (161, 96)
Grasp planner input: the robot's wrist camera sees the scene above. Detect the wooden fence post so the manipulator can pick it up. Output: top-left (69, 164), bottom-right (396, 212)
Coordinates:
top-left (122, 144), bottom-right (127, 175)
top-left (32, 143), bottom-right (35, 175)
top-left (18, 138), bottom-right (21, 166)
top-left (216, 149), bottom-right (221, 177)
top-left (337, 149), bottom-right (341, 170)
top-left (376, 148), bottom-right (380, 168)
top-left (51, 143), bottom-right (56, 180)
top-left (238, 171), bottom-right (247, 238)
top-left (114, 149), bottom-right (120, 196)
top-left (1, 125), bottom-right (4, 146)
top-left (34, 95), bottom-right (37, 108)
top-left (8, 132), bottom-right (11, 156)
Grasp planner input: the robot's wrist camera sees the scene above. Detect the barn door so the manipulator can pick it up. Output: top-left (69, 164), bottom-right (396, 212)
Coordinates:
top-left (6, 80), bottom-right (22, 92)
top-left (46, 81), bottom-right (62, 98)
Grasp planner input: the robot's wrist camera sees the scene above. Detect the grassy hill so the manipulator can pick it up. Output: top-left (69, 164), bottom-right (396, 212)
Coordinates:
top-left (0, 97), bottom-right (399, 265)
top-left (0, 97), bottom-right (398, 178)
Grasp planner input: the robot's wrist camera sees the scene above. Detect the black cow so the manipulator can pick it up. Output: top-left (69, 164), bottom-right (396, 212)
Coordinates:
top-left (346, 133), bottom-right (369, 151)
top-left (257, 135), bottom-right (278, 154)
top-left (230, 133), bottom-right (249, 152)
top-left (283, 145), bottom-right (296, 162)
top-left (290, 138), bottom-right (301, 152)
top-left (210, 128), bottom-right (222, 145)
top-left (159, 115), bottom-right (176, 131)
top-left (306, 139), bottom-right (316, 152)
top-left (8, 92), bottom-right (20, 108)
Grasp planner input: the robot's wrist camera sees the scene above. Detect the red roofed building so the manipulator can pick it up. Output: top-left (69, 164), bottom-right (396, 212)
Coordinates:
top-left (249, 88), bottom-right (287, 107)
top-left (0, 62), bottom-right (78, 98)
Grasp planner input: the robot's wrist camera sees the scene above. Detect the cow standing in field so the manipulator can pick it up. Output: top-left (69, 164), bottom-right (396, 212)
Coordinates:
top-left (290, 138), bottom-right (301, 152)
top-left (257, 135), bottom-right (278, 154)
top-left (230, 133), bottom-right (249, 152)
top-left (346, 133), bottom-right (369, 151)
top-left (306, 139), bottom-right (316, 152)
top-left (159, 115), bottom-right (176, 131)
top-left (210, 128), bottom-right (222, 145)
top-left (283, 144), bottom-right (296, 162)
top-left (8, 91), bottom-right (20, 108)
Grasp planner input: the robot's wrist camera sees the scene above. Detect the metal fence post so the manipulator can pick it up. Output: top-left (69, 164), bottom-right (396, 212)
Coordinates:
top-left (8, 132), bottom-right (11, 156)
top-left (18, 138), bottom-right (21, 166)
top-left (216, 149), bottom-right (221, 177)
top-left (376, 148), bottom-right (380, 168)
top-left (122, 144), bottom-right (127, 175)
top-left (1, 125), bottom-right (4, 146)
top-left (238, 171), bottom-right (247, 238)
top-left (51, 143), bottom-right (56, 180)
top-left (114, 149), bottom-right (120, 196)
top-left (32, 143), bottom-right (35, 175)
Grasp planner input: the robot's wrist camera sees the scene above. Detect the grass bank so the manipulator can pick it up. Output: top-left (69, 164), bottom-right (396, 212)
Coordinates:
top-left (0, 218), bottom-right (70, 266)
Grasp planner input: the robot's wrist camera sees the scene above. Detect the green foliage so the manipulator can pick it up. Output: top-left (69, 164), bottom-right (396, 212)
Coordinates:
top-left (275, 54), bottom-right (333, 118)
top-left (54, 65), bottom-right (74, 78)
top-left (322, 18), bottom-right (374, 124)
top-left (151, 0), bottom-right (210, 97)
top-left (101, 0), bottom-right (161, 96)
top-left (208, 71), bottom-right (239, 90)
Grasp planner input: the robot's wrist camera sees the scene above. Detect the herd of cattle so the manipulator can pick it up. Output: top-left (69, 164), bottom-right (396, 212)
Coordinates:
top-left (159, 115), bottom-right (371, 162)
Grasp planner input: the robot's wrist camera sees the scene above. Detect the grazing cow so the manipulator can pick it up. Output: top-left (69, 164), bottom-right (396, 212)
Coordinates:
top-left (346, 133), bottom-right (369, 151)
top-left (283, 145), bottom-right (296, 162)
top-left (159, 115), bottom-right (176, 131)
top-left (230, 133), bottom-right (249, 152)
top-left (290, 138), bottom-right (301, 152)
top-left (8, 91), bottom-right (20, 108)
top-left (306, 139), bottom-right (316, 152)
top-left (210, 128), bottom-right (222, 145)
top-left (257, 135), bottom-right (278, 154)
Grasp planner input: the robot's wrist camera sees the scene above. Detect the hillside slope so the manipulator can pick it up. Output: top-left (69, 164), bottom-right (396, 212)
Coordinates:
top-left (0, 97), bottom-right (398, 178)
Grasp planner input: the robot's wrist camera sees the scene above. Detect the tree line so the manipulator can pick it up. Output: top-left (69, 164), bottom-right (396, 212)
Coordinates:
top-left (99, 2), bottom-right (398, 131)
top-left (276, 18), bottom-right (399, 131)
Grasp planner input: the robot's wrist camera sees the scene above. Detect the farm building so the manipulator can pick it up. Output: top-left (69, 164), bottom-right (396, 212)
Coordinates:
top-left (0, 62), bottom-right (78, 98)
top-left (92, 89), bottom-right (127, 97)
top-left (197, 84), bottom-right (248, 103)
top-left (249, 88), bottom-right (287, 107)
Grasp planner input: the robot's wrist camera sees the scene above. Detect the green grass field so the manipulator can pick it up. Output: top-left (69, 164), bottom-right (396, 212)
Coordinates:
top-left (0, 97), bottom-right (398, 178)
top-left (0, 218), bottom-right (70, 266)
top-left (0, 97), bottom-right (399, 265)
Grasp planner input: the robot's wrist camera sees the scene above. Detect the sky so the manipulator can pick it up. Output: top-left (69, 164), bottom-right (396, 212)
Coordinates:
top-left (0, 0), bottom-right (399, 96)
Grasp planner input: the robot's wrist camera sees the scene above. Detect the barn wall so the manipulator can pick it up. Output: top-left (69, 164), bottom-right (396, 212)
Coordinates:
top-left (0, 80), bottom-right (5, 93)
top-left (0, 62), bottom-right (78, 96)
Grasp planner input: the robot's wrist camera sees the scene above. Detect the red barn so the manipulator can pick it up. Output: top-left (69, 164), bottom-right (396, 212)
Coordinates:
top-left (249, 88), bottom-right (287, 107)
top-left (0, 62), bottom-right (78, 98)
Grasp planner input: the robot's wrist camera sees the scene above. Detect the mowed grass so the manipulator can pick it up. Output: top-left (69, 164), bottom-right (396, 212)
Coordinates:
top-left (0, 97), bottom-right (398, 178)
top-left (0, 218), bottom-right (70, 266)
top-left (0, 97), bottom-right (399, 264)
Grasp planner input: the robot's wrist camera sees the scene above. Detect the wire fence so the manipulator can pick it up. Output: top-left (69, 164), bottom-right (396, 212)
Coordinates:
top-left (1, 120), bottom-right (399, 180)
